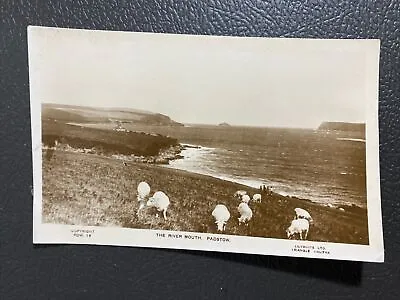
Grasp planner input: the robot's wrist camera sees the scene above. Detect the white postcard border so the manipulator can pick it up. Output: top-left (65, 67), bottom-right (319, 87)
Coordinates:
top-left (28, 26), bottom-right (384, 263)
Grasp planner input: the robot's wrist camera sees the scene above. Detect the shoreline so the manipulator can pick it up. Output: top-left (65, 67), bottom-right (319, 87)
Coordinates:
top-left (42, 150), bottom-right (369, 244)
top-left (43, 143), bottom-right (366, 214)
top-left (166, 143), bottom-right (367, 212)
top-left (42, 141), bottom-right (366, 213)
top-left (163, 162), bottom-right (366, 214)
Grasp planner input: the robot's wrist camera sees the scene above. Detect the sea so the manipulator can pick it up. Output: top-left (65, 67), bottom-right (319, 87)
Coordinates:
top-left (128, 124), bottom-right (367, 209)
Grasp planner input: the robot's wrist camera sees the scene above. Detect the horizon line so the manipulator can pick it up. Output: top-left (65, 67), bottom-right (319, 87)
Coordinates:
top-left (42, 102), bottom-right (366, 130)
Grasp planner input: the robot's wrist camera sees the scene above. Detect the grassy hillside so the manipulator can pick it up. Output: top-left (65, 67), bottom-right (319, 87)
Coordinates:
top-left (42, 151), bottom-right (369, 245)
top-left (42, 119), bottom-right (179, 157)
top-left (42, 103), bottom-right (183, 126)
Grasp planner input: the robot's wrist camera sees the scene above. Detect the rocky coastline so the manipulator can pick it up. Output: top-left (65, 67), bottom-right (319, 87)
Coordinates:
top-left (42, 142), bottom-right (195, 165)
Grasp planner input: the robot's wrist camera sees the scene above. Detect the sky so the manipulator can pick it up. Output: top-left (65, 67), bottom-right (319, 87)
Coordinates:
top-left (28, 27), bottom-right (376, 129)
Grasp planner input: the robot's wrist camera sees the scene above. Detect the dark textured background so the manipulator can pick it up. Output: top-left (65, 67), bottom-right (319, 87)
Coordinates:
top-left (1, 1), bottom-right (399, 299)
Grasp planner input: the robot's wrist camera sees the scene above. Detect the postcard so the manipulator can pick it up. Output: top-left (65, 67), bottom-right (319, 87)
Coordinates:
top-left (28, 26), bottom-right (384, 262)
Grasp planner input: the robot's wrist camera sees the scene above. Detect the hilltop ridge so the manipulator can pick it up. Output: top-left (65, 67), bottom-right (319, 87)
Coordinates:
top-left (42, 103), bottom-right (184, 126)
top-left (317, 122), bottom-right (365, 132)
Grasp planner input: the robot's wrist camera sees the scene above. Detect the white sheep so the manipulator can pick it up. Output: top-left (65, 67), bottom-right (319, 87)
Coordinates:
top-left (237, 202), bottom-right (253, 225)
top-left (241, 194), bottom-right (251, 204)
top-left (136, 181), bottom-right (151, 216)
top-left (234, 190), bottom-right (247, 199)
top-left (212, 204), bottom-right (231, 232)
top-left (286, 218), bottom-right (310, 240)
top-left (294, 207), bottom-right (313, 224)
top-left (252, 193), bottom-right (262, 203)
top-left (146, 191), bottom-right (170, 220)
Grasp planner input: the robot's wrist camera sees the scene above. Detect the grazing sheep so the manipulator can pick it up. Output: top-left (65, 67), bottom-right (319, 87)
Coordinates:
top-left (241, 194), bottom-right (251, 204)
top-left (136, 181), bottom-right (151, 216)
top-left (146, 191), bottom-right (170, 220)
top-left (237, 202), bottom-right (253, 225)
top-left (294, 207), bottom-right (313, 224)
top-left (234, 190), bottom-right (247, 199)
top-left (212, 204), bottom-right (231, 232)
top-left (123, 161), bottom-right (128, 166)
top-left (286, 218), bottom-right (310, 240)
top-left (252, 193), bottom-right (262, 203)
top-left (339, 207), bottom-right (345, 211)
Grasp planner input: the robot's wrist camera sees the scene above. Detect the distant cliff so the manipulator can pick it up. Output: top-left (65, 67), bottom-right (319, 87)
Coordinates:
top-left (318, 122), bottom-right (365, 132)
top-left (141, 113), bottom-right (184, 126)
top-left (42, 103), bottom-right (183, 126)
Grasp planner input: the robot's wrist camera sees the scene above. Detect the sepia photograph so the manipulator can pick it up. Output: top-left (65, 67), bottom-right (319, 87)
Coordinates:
top-left (29, 26), bottom-right (384, 262)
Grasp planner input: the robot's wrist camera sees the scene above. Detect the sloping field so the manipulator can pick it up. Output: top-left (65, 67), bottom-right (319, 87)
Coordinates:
top-left (42, 151), bottom-right (369, 245)
top-left (42, 120), bottom-right (178, 157)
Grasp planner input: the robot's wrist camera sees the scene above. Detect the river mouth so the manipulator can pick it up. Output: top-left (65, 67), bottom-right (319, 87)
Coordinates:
top-left (163, 142), bottom-right (366, 211)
